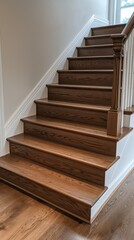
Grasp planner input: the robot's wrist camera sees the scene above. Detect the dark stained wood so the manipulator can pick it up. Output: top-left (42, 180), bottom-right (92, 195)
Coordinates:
top-left (110, 34), bottom-right (125, 110)
top-left (47, 84), bottom-right (112, 106)
top-left (0, 23), bottom-right (133, 224)
top-left (35, 99), bottom-right (109, 127)
top-left (0, 154), bottom-right (106, 223)
top-left (58, 70), bottom-right (113, 86)
top-left (124, 105), bottom-right (134, 115)
top-left (68, 56), bottom-right (114, 70)
top-left (8, 130), bottom-right (116, 157)
top-left (0, 169), bottom-right (133, 239)
top-left (77, 44), bottom-right (114, 56)
top-left (7, 131), bottom-right (118, 185)
top-left (107, 109), bottom-right (122, 137)
top-left (91, 24), bottom-right (126, 36)
top-left (107, 34), bottom-right (125, 136)
top-left (21, 116), bottom-right (132, 142)
top-left (85, 34), bottom-right (113, 45)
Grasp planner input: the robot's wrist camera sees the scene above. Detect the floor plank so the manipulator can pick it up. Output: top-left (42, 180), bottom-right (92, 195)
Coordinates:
top-left (0, 169), bottom-right (134, 240)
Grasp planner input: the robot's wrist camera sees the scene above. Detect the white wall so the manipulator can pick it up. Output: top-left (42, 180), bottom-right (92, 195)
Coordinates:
top-left (0, 0), bottom-right (109, 122)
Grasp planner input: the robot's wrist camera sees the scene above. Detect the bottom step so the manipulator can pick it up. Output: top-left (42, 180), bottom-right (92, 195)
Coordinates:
top-left (0, 154), bottom-right (105, 223)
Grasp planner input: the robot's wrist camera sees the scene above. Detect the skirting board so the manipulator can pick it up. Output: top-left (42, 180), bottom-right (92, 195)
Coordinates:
top-left (1, 15), bottom-right (108, 155)
top-left (91, 160), bottom-right (134, 224)
top-left (91, 114), bottom-right (134, 223)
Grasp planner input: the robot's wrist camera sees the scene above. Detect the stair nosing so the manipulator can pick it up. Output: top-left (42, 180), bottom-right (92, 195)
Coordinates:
top-left (0, 154), bottom-right (105, 206)
top-left (8, 132), bottom-right (114, 170)
top-left (85, 34), bottom-right (112, 39)
top-left (68, 55), bottom-right (114, 60)
top-left (22, 114), bottom-right (132, 142)
top-left (77, 44), bottom-right (113, 49)
top-left (47, 84), bottom-right (112, 91)
top-left (91, 23), bottom-right (125, 31)
top-left (35, 99), bottom-right (110, 112)
top-left (22, 118), bottom-right (111, 141)
top-left (21, 116), bottom-right (131, 142)
top-left (57, 69), bottom-right (114, 73)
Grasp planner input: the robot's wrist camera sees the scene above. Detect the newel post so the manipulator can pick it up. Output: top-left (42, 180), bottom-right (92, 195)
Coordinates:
top-left (107, 34), bottom-right (126, 137)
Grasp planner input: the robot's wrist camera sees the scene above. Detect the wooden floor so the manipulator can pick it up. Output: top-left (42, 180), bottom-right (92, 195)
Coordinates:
top-left (0, 169), bottom-right (134, 240)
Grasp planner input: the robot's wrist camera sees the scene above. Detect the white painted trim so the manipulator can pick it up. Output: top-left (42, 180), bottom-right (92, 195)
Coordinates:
top-left (108, 0), bottom-right (121, 24)
top-left (91, 160), bottom-right (134, 223)
top-left (0, 39), bottom-right (5, 156)
top-left (91, 114), bottom-right (134, 223)
top-left (2, 15), bottom-right (108, 155)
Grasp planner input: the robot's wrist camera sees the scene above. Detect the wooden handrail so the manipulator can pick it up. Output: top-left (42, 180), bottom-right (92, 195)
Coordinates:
top-left (107, 13), bottom-right (134, 137)
top-left (122, 12), bottom-right (134, 38)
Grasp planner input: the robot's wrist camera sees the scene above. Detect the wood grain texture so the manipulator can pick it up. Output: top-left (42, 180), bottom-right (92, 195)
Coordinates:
top-left (9, 131), bottom-right (116, 157)
top-left (68, 56), bottom-right (114, 70)
top-left (0, 23), bottom-right (132, 226)
top-left (47, 84), bottom-right (112, 106)
top-left (0, 155), bottom-right (106, 223)
top-left (77, 45), bottom-right (114, 56)
top-left (85, 35), bottom-right (112, 45)
top-left (107, 109), bottom-right (122, 137)
top-left (107, 34), bottom-right (125, 137)
top-left (0, 169), bottom-right (133, 240)
top-left (7, 132), bottom-right (118, 185)
top-left (21, 117), bottom-right (117, 155)
top-left (91, 24), bottom-right (126, 36)
top-left (36, 99), bottom-right (109, 127)
top-left (58, 70), bottom-right (113, 86)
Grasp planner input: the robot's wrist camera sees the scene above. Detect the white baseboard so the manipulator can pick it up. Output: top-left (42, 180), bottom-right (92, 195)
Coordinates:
top-left (91, 160), bottom-right (134, 223)
top-left (2, 15), bottom-right (108, 155)
top-left (91, 117), bottom-right (134, 223)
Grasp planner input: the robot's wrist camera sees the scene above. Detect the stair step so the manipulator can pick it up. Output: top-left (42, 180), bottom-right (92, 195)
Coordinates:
top-left (47, 84), bottom-right (112, 106)
top-left (21, 117), bottom-right (116, 155)
top-left (0, 154), bottom-right (106, 222)
top-left (58, 70), bottom-right (113, 86)
top-left (7, 133), bottom-right (118, 185)
top-left (91, 24), bottom-right (125, 36)
top-left (22, 116), bottom-right (131, 155)
top-left (85, 35), bottom-right (112, 45)
top-left (68, 56), bottom-right (114, 70)
top-left (35, 99), bottom-right (109, 127)
top-left (22, 116), bottom-right (131, 141)
top-left (77, 44), bottom-right (114, 56)
top-left (20, 116), bottom-right (131, 156)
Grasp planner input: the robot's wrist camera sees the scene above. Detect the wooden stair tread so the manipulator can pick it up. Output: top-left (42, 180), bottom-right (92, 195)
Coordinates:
top-left (124, 106), bottom-right (134, 115)
top-left (47, 84), bottom-right (112, 91)
top-left (35, 98), bottom-right (110, 112)
top-left (91, 24), bottom-right (126, 36)
top-left (0, 154), bottom-right (105, 206)
top-left (8, 131), bottom-right (117, 170)
top-left (91, 23), bottom-right (125, 30)
top-left (58, 69), bottom-right (114, 73)
top-left (77, 44), bottom-right (113, 49)
top-left (68, 55), bottom-right (114, 60)
top-left (23, 116), bottom-right (108, 138)
top-left (21, 115), bottom-right (132, 141)
top-left (85, 34), bottom-right (112, 39)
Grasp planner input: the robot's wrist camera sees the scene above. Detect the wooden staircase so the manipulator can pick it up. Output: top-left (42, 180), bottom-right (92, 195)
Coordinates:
top-left (0, 23), bottom-right (131, 223)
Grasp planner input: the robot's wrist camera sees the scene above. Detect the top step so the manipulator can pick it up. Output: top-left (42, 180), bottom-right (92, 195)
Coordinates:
top-left (91, 24), bottom-right (126, 36)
